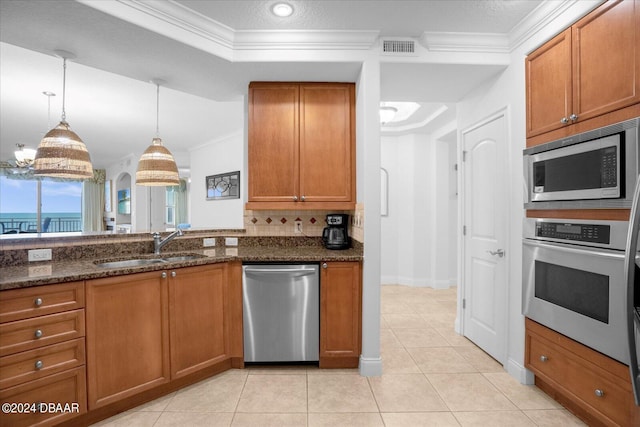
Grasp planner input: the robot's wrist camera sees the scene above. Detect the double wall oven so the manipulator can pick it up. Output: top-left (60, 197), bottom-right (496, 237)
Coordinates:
top-left (522, 117), bottom-right (640, 404)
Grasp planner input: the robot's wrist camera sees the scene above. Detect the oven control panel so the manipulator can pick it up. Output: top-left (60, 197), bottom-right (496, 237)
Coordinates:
top-left (535, 222), bottom-right (610, 244)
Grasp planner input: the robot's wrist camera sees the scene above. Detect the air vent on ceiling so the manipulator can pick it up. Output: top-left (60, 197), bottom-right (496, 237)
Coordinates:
top-left (382, 39), bottom-right (416, 54)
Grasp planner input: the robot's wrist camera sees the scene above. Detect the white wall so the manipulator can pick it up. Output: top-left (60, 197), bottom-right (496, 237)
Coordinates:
top-left (455, 1), bottom-right (603, 383)
top-left (380, 130), bottom-right (457, 288)
top-left (189, 130), bottom-right (245, 229)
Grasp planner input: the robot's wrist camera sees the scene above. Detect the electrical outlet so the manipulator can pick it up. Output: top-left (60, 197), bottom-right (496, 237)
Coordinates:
top-left (28, 249), bottom-right (52, 262)
top-left (294, 221), bottom-right (302, 234)
top-left (203, 238), bottom-right (216, 247)
top-left (225, 237), bottom-right (238, 247)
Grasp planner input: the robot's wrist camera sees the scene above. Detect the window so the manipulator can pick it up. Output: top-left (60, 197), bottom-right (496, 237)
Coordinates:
top-left (0, 175), bottom-right (82, 233)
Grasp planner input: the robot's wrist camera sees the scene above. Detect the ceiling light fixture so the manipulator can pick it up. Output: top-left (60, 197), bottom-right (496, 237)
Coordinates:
top-left (33, 51), bottom-right (93, 179)
top-left (272, 2), bottom-right (294, 17)
top-left (379, 106), bottom-right (398, 125)
top-left (136, 80), bottom-right (180, 186)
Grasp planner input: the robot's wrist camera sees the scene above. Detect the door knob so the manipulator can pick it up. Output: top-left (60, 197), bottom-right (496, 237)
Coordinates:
top-left (487, 249), bottom-right (505, 258)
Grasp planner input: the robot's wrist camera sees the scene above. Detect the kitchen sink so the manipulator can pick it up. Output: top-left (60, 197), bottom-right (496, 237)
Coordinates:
top-left (94, 258), bottom-right (166, 269)
top-left (94, 254), bottom-right (206, 269)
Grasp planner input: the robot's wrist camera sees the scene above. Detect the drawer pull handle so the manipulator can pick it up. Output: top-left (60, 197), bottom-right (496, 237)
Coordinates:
top-left (539, 355), bottom-right (548, 362)
top-left (34, 297), bottom-right (43, 307)
top-left (35, 360), bottom-right (44, 370)
top-left (34, 329), bottom-right (43, 339)
top-left (595, 389), bottom-right (604, 398)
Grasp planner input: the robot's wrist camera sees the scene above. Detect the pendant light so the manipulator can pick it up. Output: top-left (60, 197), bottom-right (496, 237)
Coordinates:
top-left (33, 51), bottom-right (93, 179)
top-left (136, 80), bottom-right (180, 186)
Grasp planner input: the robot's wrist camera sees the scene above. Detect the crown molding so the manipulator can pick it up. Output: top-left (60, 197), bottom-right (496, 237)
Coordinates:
top-left (420, 32), bottom-right (510, 53)
top-left (79, 0), bottom-right (379, 58)
top-left (381, 105), bottom-right (450, 134)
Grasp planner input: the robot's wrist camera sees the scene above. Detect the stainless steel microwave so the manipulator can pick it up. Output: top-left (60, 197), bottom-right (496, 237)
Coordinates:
top-left (523, 117), bottom-right (640, 209)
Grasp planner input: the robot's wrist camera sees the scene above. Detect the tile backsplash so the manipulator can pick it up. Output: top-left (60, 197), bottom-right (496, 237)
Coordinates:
top-left (244, 206), bottom-right (364, 243)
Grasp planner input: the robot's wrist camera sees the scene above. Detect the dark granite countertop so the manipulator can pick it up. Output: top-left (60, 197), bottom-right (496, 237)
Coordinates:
top-left (0, 245), bottom-right (363, 291)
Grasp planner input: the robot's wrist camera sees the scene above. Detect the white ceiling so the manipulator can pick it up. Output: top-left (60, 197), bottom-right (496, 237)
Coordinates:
top-left (0, 0), bottom-right (552, 170)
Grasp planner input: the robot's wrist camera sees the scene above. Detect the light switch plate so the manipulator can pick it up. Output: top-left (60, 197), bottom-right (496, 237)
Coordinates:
top-left (225, 237), bottom-right (238, 246)
top-left (28, 249), bottom-right (52, 262)
top-left (203, 238), bottom-right (216, 247)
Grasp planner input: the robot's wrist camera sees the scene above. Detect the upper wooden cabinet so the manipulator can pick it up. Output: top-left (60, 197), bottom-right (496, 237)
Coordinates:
top-left (526, 0), bottom-right (640, 143)
top-left (247, 82), bottom-right (356, 210)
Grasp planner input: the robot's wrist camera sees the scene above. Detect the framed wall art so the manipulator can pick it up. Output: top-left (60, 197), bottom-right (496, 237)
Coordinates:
top-left (206, 171), bottom-right (240, 200)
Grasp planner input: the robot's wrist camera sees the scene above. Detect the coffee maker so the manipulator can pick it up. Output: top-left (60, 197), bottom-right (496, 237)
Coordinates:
top-left (322, 214), bottom-right (351, 250)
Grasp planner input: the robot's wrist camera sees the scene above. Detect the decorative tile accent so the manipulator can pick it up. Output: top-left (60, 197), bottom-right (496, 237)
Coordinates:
top-left (295, 217), bottom-right (302, 222)
top-left (265, 217), bottom-right (272, 224)
top-left (280, 218), bottom-right (287, 224)
top-left (310, 217), bottom-right (317, 224)
top-left (251, 218), bottom-right (258, 224)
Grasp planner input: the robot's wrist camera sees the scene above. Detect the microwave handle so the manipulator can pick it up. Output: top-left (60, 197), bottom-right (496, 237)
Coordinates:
top-left (624, 173), bottom-right (640, 406)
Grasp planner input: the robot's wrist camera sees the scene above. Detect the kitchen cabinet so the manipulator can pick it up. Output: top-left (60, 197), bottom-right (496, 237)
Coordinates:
top-left (247, 82), bottom-right (356, 210)
top-left (0, 281), bottom-right (86, 426)
top-left (526, 0), bottom-right (640, 145)
top-left (169, 263), bottom-right (229, 378)
top-left (86, 271), bottom-right (170, 409)
top-left (525, 318), bottom-right (640, 427)
top-left (320, 261), bottom-right (361, 368)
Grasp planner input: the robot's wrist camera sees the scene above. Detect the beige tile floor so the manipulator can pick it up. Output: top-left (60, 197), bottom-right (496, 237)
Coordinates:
top-left (92, 285), bottom-right (586, 427)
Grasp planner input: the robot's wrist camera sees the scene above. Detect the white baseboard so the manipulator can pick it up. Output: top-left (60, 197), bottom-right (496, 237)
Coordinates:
top-left (359, 355), bottom-right (383, 376)
top-left (507, 357), bottom-right (534, 384)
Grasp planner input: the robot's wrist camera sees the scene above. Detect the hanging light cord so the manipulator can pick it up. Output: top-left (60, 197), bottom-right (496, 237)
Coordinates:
top-left (155, 83), bottom-right (160, 137)
top-left (61, 57), bottom-right (67, 122)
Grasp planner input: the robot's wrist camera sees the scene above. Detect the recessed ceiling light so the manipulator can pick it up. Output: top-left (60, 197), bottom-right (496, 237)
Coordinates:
top-left (272, 2), bottom-right (294, 17)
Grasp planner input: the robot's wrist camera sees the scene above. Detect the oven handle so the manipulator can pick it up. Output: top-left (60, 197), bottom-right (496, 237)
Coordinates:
top-left (624, 174), bottom-right (640, 406)
top-left (523, 239), bottom-right (625, 260)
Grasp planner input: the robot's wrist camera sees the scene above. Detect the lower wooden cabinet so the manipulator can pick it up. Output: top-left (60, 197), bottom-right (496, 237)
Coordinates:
top-left (86, 271), bottom-right (171, 409)
top-left (319, 261), bottom-right (362, 368)
top-left (169, 264), bottom-right (229, 378)
top-left (525, 318), bottom-right (640, 427)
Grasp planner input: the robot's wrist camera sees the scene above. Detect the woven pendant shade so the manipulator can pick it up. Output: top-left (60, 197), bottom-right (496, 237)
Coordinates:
top-left (136, 137), bottom-right (180, 186)
top-left (33, 120), bottom-right (94, 179)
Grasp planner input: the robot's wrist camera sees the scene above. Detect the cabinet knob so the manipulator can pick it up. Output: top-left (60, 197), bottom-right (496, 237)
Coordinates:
top-left (594, 389), bottom-right (604, 398)
top-left (293, 196), bottom-right (298, 201)
top-left (569, 113), bottom-right (578, 122)
top-left (35, 360), bottom-right (44, 370)
top-left (539, 355), bottom-right (548, 362)
top-left (34, 297), bottom-right (43, 307)
top-left (161, 272), bottom-right (167, 279)
top-left (171, 271), bottom-right (177, 277)
top-left (301, 195), bottom-right (306, 201)
top-left (34, 329), bottom-right (43, 339)
top-left (322, 262), bottom-right (328, 269)
top-left (560, 117), bottom-right (569, 124)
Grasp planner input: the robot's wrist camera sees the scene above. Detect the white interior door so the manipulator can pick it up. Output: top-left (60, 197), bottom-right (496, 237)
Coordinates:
top-left (462, 113), bottom-right (508, 364)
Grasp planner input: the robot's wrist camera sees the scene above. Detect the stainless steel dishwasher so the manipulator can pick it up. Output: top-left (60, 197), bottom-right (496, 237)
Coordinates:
top-left (242, 264), bottom-right (319, 362)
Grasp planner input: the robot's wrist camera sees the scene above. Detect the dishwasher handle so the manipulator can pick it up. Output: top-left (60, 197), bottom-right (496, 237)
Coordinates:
top-left (244, 267), bottom-right (317, 274)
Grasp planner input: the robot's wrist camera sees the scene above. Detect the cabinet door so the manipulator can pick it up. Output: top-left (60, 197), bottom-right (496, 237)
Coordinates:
top-left (320, 261), bottom-right (361, 368)
top-left (169, 264), bottom-right (228, 378)
top-left (526, 28), bottom-right (572, 138)
top-left (299, 84), bottom-right (355, 203)
top-left (248, 83), bottom-right (299, 203)
top-left (572, 0), bottom-right (640, 122)
top-left (86, 271), bottom-right (170, 409)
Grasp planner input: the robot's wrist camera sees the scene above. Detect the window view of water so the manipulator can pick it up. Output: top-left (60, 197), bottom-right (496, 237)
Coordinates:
top-left (0, 175), bottom-right (82, 234)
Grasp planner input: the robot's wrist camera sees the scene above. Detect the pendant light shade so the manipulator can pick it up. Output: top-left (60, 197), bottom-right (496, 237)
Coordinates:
top-left (136, 81), bottom-right (179, 186)
top-left (34, 52), bottom-right (93, 179)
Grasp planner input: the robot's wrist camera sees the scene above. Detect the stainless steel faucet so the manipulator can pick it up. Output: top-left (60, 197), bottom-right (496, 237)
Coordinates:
top-left (153, 229), bottom-right (183, 255)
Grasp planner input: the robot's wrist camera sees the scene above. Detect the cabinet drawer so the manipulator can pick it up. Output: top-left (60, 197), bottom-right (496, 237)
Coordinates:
top-left (0, 282), bottom-right (85, 324)
top-left (0, 366), bottom-right (86, 427)
top-left (0, 310), bottom-right (85, 357)
top-left (526, 333), bottom-right (567, 384)
top-left (565, 357), bottom-right (632, 426)
top-left (0, 338), bottom-right (85, 390)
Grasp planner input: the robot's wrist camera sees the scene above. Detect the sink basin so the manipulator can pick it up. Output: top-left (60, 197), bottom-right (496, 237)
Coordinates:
top-left (94, 258), bottom-right (166, 269)
top-left (161, 255), bottom-right (205, 262)
top-left (94, 254), bottom-right (206, 269)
